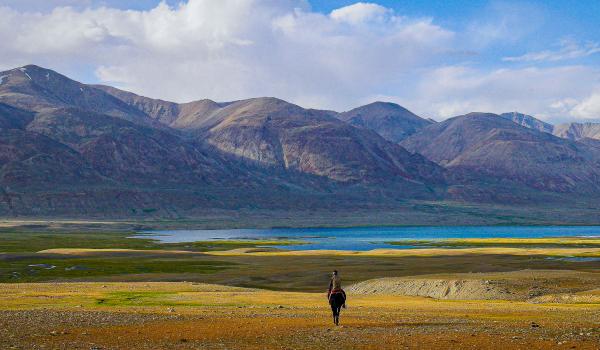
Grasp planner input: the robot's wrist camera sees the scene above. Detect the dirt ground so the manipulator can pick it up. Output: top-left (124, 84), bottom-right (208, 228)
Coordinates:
top-left (2, 233), bottom-right (600, 349)
top-left (1, 281), bottom-right (599, 350)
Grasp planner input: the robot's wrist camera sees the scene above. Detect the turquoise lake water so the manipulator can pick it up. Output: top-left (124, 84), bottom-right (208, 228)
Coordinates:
top-left (134, 226), bottom-right (600, 251)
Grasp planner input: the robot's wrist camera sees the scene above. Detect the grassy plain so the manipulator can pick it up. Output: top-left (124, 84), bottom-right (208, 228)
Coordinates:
top-left (1, 229), bottom-right (600, 349)
top-left (1, 282), bottom-right (599, 349)
top-left (389, 237), bottom-right (600, 248)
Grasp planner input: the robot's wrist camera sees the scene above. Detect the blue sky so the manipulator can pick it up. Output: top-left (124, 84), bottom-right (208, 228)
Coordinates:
top-left (316, 1), bottom-right (600, 68)
top-left (1, 0), bottom-right (599, 122)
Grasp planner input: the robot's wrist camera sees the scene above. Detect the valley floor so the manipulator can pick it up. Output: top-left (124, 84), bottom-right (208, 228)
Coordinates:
top-left (1, 281), bottom-right (599, 350)
top-left (1, 229), bottom-right (600, 349)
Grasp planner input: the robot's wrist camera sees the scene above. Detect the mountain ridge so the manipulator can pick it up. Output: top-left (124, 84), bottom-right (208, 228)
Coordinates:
top-left (0, 65), bottom-right (450, 217)
top-left (1, 64), bottom-right (600, 218)
top-left (553, 122), bottom-right (600, 141)
top-left (338, 102), bottom-right (433, 143)
top-left (401, 112), bottom-right (600, 193)
top-left (499, 112), bottom-right (554, 134)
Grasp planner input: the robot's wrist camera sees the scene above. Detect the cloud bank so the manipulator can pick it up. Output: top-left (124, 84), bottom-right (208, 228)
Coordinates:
top-left (504, 39), bottom-right (600, 63)
top-left (0, 0), bottom-right (599, 122)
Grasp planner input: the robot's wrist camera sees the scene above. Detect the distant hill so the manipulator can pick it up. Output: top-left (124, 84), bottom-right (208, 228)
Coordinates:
top-left (94, 84), bottom-right (229, 128)
top-left (553, 122), bottom-right (600, 141)
top-left (338, 102), bottom-right (433, 143)
top-left (1, 64), bottom-right (600, 219)
top-left (195, 98), bottom-right (444, 183)
top-left (0, 65), bottom-right (449, 217)
top-left (98, 89), bottom-right (445, 185)
top-left (0, 65), bottom-right (157, 127)
top-left (401, 112), bottom-right (600, 193)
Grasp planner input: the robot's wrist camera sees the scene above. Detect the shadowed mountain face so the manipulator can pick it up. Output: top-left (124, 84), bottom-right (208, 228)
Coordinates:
top-left (338, 102), bottom-right (433, 143)
top-left (0, 65), bottom-right (451, 216)
top-left (553, 122), bottom-right (600, 141)
top-left (0, 103), bottom-right (34, 129)
top-left (401, 113), bottom-right (600, 193)
top-left (578, 137), bottom-right (600, 149)
top-left (0, 128), bottom-right (106, 189)
top-left (500, 112), bottom-right (554, 134)
top-left (25, 107), bottom-right (255, 186)
top-left (97, 88), bottom-right (445, 184)
top-left (1, 64), bottom-right (600, 217)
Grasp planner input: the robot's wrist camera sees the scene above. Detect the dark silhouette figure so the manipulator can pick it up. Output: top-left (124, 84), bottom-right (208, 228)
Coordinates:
top-left (327, 270), bottom-right (346, 325)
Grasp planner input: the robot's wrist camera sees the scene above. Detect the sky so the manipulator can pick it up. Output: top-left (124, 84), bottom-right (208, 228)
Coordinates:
top-left (1, 0), bottom-right (599, 123)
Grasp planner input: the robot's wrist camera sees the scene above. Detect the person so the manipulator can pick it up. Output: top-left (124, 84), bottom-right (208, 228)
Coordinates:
top-left (327, 270), bottom-right (346, 308)
top-left (327, 270), bottom-right (346, 325)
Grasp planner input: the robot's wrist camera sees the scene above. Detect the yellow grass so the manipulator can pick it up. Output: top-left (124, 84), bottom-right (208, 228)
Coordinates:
top-left (37, 245), bottom-right (600, 258)
top-left (2, 282), bottom-right (600, 349)
top-left (428, 237), bottom-right (600, 245)
top-left (1, 281), bottom-right (599, 312)
top-left (204, 247), bottom-right (600, 257)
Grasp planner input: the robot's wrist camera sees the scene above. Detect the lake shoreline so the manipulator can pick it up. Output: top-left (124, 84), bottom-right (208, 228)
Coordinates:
top-left (136, 226), bottom-right (600, 251)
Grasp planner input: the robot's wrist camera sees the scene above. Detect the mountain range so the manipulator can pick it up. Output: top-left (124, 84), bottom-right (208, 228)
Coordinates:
top-left (400, 113), bottom-right (600, 194)
top-left (0, 65), bottom-right (599, 220)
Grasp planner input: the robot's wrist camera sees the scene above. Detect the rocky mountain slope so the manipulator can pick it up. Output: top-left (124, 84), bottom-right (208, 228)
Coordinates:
top-left (401, 113), bottom-right (600, 193)
top-left (553, 122), bottom-right (600, 141)
top-left (24, 107), bottom-right (253, 186)
top-left (192, 98), bottom-right (444, 183)
top-left (500, 112), bottom-right (554, 134)
top-left (1, 64), bottom-right (600, 217)
top-left (94, 85), bottom-right (228, 128)
top-left (0, 127), bottom-right (106, 190)
top-left (338, 102), bottom-right (433, 143)
top-left (0, 65), bottom-right (451, 216)
top-left (0, 66), bottom-right (159, 128)
top-left (98, 87), bottom-right (445, 185)
top-left (0, 102), bottom-right (34, 129)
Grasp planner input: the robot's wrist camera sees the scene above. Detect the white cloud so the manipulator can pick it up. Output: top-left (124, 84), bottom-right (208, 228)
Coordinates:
top-left (1, 0), bottom-right (599, 123)
top-left (408, 65), bottom-right (600, 122)
top-left (504, 38), bottom-right (600, 62)
top-left (330, 2), bottom-right (389, 24)
top-left (571, 92), bottom-right (600, 120)
top-left (0, 0), bottom-right (453, 110)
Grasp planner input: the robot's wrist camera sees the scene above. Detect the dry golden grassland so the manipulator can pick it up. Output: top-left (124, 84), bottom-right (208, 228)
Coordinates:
top-left (1, 232), bottom-right (600, 348)
top-left (0, 282), bottom-right (599, 349)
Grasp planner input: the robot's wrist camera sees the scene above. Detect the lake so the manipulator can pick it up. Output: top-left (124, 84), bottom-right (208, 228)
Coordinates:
top-left (133, 226), bottom-right (600, 251)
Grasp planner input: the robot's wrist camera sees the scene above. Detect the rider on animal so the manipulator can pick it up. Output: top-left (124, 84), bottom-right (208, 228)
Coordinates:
top-left (327, 270), bottom-right (346, 325)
